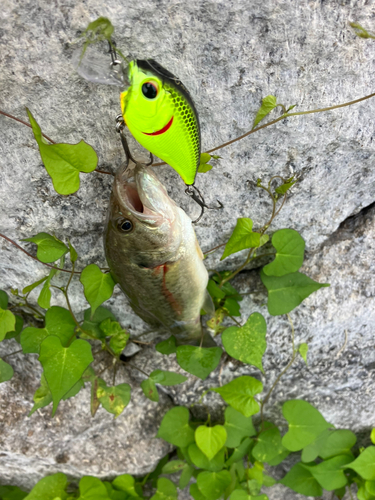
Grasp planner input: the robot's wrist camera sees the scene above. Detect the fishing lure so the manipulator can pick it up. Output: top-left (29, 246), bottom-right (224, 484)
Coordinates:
top-left (73, 42), bottom-right (222, 220)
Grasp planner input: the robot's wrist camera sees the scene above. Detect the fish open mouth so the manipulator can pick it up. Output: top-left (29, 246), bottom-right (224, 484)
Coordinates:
top-left (142, 116), bottom-right (174, 136)
top-left (124, 184), bottom-right (144, 213)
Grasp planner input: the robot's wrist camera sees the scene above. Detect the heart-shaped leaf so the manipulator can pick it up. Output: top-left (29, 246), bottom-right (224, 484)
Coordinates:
top-left (282, 400), bottom-right (331, 451)
top-left (213, 376), bottom-right (263, 417)
top-left (221, 218), bottom-right (260, 260)
top-left (78, 476), bottom-right (108, 500)
top-left (141, 378), bottom-right (159, 402)
top-left (150, 370), bottom-right (187, 386)
top-left (263, 229), bottom-right (305, 276)
top-left (39, 336), bottom-right (93, 415)
top-left (195, 425), bottom-right (227, 460)
top-left (155, 335), bottom-right (177, 355)
top-left (157, 406), bottom-right (195, 447)
top-left (224, 406), bottom-right (256, 448)
top-left (0, 359), bottom-right (14, 383)
top-left (23, 232), bottom-right (68, 263)
top-left (23, 473), bottom-right (67, 500)
top-left (0, 308), bottom-right (15, 342)
top-left (222, 312), bottom-right (266, 372)
top-left (176, 345), bottom-right (222, 380)
top-left (188, 444), bottom-right (225, 472)
top-left (253, 95), bottom-right (277, 128)
top-left (150, 478), bottom-right (177, 500)
top-left (96, 379), bottom-right (131, 418)
top-left (21, 306), bottom-right (76, 354)
top-left (80, 264), bottom-right (116, 316)
top-left (27, 109), bottom-right (98, 195)
top-left (261, 270), bottom-right (330, 316)
top-left (347, 446), bottom-right (375, 480)
top-left (196, 471), bottom-right (232, 500)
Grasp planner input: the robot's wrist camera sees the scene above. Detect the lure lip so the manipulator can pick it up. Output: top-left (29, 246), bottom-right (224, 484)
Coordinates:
top-left (142, 116), bottom-right (174, 136)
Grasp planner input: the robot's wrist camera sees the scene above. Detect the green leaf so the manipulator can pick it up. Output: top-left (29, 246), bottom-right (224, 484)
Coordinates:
top-left (303, 455), bottom-right (352, 491)
top-left (198, 163), bottom-right (213, 173)
top-left (0, 308), bottom-right (16, 341)
top-left (155, 336), bottom-right (177, 355)
top-left (78, 476), bottom-right (109, 500)
top-left (0, 358), bottom-right (14, 382)
top-left (179, 464), bottom-right (195, 489)
top-left (195, 425), bottom-right (227, 460)
top-left (372, 429), bottom-right (375, 445)
top-left (27, 109), bottom-right (98, 195)
top-left (188, 443), bottom-right (225, 472)
top-left (200, 153), bottom-right (211, 164)
top-left (161, 460), bottom-right (186, 474)
top-left (230, 492), bottom-right (268, 500)
top-left (81, 307), bottom-right (116, 340)
top-left (225, 437), bottom-right (253, 467)
top-left (97, 379), bottom-right (131, 418)
top-left (301, 429), bottom-right (331, 462)
top-left (253, 95), bottom-right (277, 128)
top-left (275, 180), bottom-right (296, 195)
top-left (22, 276), bottom-right (49, 295)
top-left (37, 267), bottom-right (58, 309)
top-left (318, 429), bottom-right (357, 460)
top-left (222, 313), bottom-right (266, 372)
top-left (207, 280), bottom-right (226, 300)
top-left (100, 319), bottom-right (129, 355)
top-left (253, 425), bottom-right (289, 464)
top-left (176, 345), bottom-right (222, 380)
top-left (68, 240), bottom-right (78, 263)
top-left (223, 297), bottom-right (241, 317)
top-left (263, 229), bottom-right (305, 277)
top-left (150, 478), bottom-right (177, 500)
top-left (224, 406), bottom-right (256, 448)
top-left (28, 374), bottom-right (53, 416)
top-left (282, 400), bottom-right (331, 451)
top-left (24, 473), bottom-right (68, 500)
top-left (261, 270), bottom-right (330, 316)
top-left (366, 481), bottom-right (375, 496)
top-left (5, 314), bottom-right (23, 340)
top-left (21, 306), bottom-right (76, 354)
top-left (23, 232), bottom-right (68, 263)
top-left (39, 336), bottom-right (93, 416)
top-left (80, 265), bottom-right (116, 316)
top-left (213, 376), bottom-right (263, 417)
top-left (112, 474), bottom-right (141, 498)
top-left (221, 219), bottom-right (260, 260)
top-left (141, 378), bottom-right (159, 402)
top-left (149, 370), bottom-right (187, 386)
top-left (196, 471), bottom-right (232, 500)
top-left (190, 484), bottom-right (206, 500)
top-left (0, 485), bottom-right (28, 500)
top-left (0, 290), bottom-right (8, 309)
top-left (347, 446), bottom-right (375, 480)
top-left (157, 406), bottom-right (195, 447)
top-left (298, 343), bottom-right (308, 364)
top-left (280, 463), bottom-right (322, 496)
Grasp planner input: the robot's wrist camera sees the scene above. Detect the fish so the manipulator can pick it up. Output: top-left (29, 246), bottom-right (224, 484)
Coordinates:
top-left (120, 60), bottom-right (201, 186)
top-left (104, 161), bottom-right (214, 344)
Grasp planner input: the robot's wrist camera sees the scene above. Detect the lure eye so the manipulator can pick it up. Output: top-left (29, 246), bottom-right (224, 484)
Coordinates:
top-left (117, 218), bottom-right (133, 233)
top-left (142, 81), bottom-right (158, 99)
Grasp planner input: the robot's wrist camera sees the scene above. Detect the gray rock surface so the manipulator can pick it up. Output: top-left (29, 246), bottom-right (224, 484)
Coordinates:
top-left (0, 0), bottom-right (374, 498)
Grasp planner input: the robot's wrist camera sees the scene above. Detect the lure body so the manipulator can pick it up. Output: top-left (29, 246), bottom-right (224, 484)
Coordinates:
top-left (121, 60), bottom-right (201, 185)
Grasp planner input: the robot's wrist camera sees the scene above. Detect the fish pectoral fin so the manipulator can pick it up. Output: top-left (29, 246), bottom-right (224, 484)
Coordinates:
top-left (202, 290), bottom-right (215, 317)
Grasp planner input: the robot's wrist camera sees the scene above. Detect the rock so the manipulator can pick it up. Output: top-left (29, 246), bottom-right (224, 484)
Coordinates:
top-left (0, 345), bottom-right (173, 491)
top-left (0, 0), bottom-right (374, 497)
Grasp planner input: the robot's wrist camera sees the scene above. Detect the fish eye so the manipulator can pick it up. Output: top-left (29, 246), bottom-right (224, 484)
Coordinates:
top-left (117, 218), bottom-right (133, 233)
top-left (142, 81), bottom-right (158, 99)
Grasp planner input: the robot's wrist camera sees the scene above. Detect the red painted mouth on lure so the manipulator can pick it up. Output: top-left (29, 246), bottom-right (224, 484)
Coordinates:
top-left (142, 116), bottom-right (174, 136)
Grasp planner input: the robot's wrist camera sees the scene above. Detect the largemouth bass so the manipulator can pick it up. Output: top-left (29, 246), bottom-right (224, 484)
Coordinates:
top-left (104, 162), bottom-right (212, 344)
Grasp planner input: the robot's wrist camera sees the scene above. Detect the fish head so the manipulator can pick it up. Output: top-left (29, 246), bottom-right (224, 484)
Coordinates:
top-left (105, 163), bottom-right (183, 269)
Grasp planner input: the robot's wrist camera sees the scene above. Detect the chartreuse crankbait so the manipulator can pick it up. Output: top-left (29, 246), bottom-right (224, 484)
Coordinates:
top-left (120, 59), bottom-right (200, 186)
top-left (73, 40), bottom-right (222, 221)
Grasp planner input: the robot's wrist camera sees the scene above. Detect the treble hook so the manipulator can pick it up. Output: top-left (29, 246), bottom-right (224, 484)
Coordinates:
top-left (185, 184), bottom-right (223, 224)
top-left (115, 115), bottom-right (153, 167)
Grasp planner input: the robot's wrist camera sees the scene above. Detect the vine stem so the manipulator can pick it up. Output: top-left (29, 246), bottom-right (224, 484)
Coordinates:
top-left (151, 91), bottom-right (375, 165)
top-left (260, 314), bottom-right (297, 426)
top-left (2, 349), bottom-right (23, 360)
top-left (0, 109), bottom-right (114, 176)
